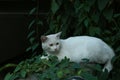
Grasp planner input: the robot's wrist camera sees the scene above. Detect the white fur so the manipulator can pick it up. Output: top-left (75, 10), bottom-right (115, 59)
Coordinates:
top-left (41, 32), bottom-right (115, 72)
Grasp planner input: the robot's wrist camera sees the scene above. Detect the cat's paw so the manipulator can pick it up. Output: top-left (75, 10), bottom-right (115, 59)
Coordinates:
top-left (41, 56), bottom-right (49, 60)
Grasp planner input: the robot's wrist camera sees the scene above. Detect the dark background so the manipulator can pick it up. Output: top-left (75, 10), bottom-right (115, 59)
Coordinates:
top-left (0, 0), bottom-right (120, 80)
top-left (0, 0), bottom-right (50, 65)
top-left (0, 0), bottom-right (34, 64)
top-left (0, 0), bottom-right (119, 66)
top-left (0, 0), bottom-right (50, 79)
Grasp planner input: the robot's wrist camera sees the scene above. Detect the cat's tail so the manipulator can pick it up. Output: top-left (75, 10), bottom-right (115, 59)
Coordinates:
top-left (103, 59), bottom-right (113, 72)
top-left (103, 49), bottom-right (115, 73)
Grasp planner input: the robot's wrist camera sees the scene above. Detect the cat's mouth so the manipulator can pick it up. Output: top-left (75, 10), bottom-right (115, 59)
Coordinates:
top-left (49, 49), bottom-right (59, 54)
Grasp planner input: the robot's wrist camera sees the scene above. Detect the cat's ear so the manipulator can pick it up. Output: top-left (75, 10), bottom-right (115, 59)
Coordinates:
top-left (56, 32), bottom-right (62, 38)
top-left (41, 36), bottom-right (48, 42)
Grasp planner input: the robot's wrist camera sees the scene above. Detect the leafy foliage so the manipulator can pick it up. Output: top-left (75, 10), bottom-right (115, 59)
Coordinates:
top-left (46, 0), bottom-right (120, 79)
top-left (2, 0), bottom-right (120, 80)
top-left (47, 0), bottom-right (119, 38)
top-left (4, 56), bottom-right (108, 80)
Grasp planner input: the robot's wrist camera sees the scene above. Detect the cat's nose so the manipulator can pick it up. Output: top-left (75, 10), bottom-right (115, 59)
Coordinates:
top-left (55, 48), bottom-right (57, 51)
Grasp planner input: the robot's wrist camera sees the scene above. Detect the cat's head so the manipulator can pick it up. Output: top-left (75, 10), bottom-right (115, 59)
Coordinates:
top-left (41, 32), bottom-right (62, 54)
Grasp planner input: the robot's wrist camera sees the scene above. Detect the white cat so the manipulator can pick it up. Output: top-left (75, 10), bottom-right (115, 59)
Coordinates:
top-left (41, 32), bottom-right (115, 72)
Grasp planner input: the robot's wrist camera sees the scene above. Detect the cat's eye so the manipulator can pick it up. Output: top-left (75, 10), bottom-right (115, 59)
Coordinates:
top-left (56, 42), bottom-right (59, 45)
top-left (49, 44), bottom-right (53, 46)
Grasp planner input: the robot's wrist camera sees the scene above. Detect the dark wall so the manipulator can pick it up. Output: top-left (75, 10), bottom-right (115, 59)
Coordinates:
top-left (0, 0), bottom-right (35, 63)
top-left (0, 1), bottom-right (51, 79)
top-left (0, 13), bottom-right (26, 63)
top-left (0, 0), bottom-right (51, 64)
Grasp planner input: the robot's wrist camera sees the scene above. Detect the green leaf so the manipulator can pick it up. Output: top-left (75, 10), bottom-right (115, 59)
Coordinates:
top-left (75, 0), bottom-right (80, 7)
top-left (74, 0), bottom-right (81, 9)
top-left (37, 20), bottom-right (43, 25)
top-left (78, 13), bottom-right (86, 23)
top-left (28, 20), bottom-right (35, 29)
top-left (115, 47), bottom-right (120, 52)
top-left (91, 64), bottom-right (102, 72)
top-left (51, 0), bottom-right (59, 14)
top-left (82, 72), bottom-right (98, 80)
top-left (78, 70), bottom-right (82, 75)
top-left (29, 7), bottom-right (36, 15)
top-left (0, 64), bottom-right (16, 72)
top-left (74, 3), bottom-right (84, 13)
top-left (48, 56), bottom-right (59, 64)
top-left (60, 57), bottom-right (70, 68)
top-left (4, 73), bottom-right (19, 80)
top-left (97, 0), bottom-right (109, 11)
top-left (26, 46), bottom-right (31, 52)
top-left (20, 70), bottom-right (27, 78)
top-left (4, 73), bottom-right (12, 80)
top-left (57, 15), bottom-right (61, 22)
top-left (56, 0), bottom-right (63, 6)
top-left (29, 37), bottom-right (35, 44)
top-left (14, 65), bottom-right (21, 73)
top-left (32, 43), bottom-right (39, 51)
top-left (91, 12), bottom-right (100, 24)
top-left (113, 13), bottom-right (120, 18)
top-left (27, 30), bottom-right (35, 39)
top-left (57, 70), bottom-right (63, 78)
top-left (98, 70), bottom-right (109, 80)
top-left (103, 9), bottom-right (113, 21)
top-left (89, 27), bottom-right (101, 36)
top-left (87, 0), bottom-right (96, 7)
top-left (64, 69), bottom-right (71, 74)
top-left (111, 56), bottom-right (116, 64)
top-left (71, 63), bottom-right (80, 69)
top-left (42, 59), bottom-right (52, 67)
top-left (84, 4), bottom-right (91, 12)
top-left (84, 18), bottom-right (89, 27)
